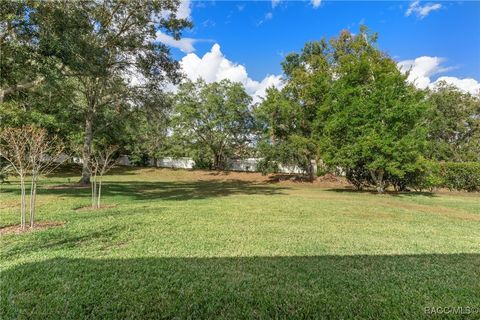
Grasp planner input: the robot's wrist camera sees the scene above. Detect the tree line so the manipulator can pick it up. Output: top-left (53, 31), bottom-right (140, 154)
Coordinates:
top-left (1, 2), bottom-right (479, 196)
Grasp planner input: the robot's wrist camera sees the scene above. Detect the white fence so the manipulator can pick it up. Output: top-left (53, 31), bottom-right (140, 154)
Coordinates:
top-left (150, 157), bottom-right (195, 169)
top-left (226, 158), bottom-right (317, 174)
top-left (59, 154), bottom-right (317, 174)
top-left (144, 157), bottom-right (317, 174)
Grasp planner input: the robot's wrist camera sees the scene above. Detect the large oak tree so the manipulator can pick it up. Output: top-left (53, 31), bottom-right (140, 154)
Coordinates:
top-left (1, 0), bottom-right (191, 184)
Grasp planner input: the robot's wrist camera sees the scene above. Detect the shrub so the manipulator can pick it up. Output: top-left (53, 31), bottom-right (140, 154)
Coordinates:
top-left (316, 164), bottom-right (334, 177)
top-left (345, 166), bottom-right (373, 190)
top-left (439, 162), bottom-right (480, 192)
top-left (192, 156), bottom-right (213, 170)
top-left (397, 161), bottom-right (443, 192)
top-left (256, 158), bottom-right (279, 175)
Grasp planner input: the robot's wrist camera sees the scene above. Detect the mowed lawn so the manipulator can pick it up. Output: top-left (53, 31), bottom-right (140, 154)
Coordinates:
top-left (1, 167), bottom-right (479, 319)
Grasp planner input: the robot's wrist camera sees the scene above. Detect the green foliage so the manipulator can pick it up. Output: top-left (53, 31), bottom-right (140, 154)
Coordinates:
top-left (1, 0), bottom-right (192, 182)
top-left (439, 162), bottom-right (480, 192)
top-left (173, 79), bottom-right (254, 169)
top-left (426, 83), bottom-right (480, 162)
top-left (0, 157), bottom-right (11, 184)
top-left (255, 86), bottom-right (318, 178)
top-left (257, 136), bottom-right (317, 177)
top-left (315, 27), bottom-right (428, 192)
top-left (345, 165), bottom-right (374, 190)
top-left (192, 154), bottom-right (213, 170)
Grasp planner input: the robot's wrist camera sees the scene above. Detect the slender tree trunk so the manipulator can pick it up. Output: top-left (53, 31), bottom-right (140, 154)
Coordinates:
top-left (29, 177), bottom-right (35, 228)
top-left (80, 107), bottom-right (94, 185)
top-left (20, 175), bottom-right (26, 229)
top-left (91, 174), bottom-right (97, 208)
top-left (91, 175), bottom-right (94, 207)
top-left (97, 178), bottom-right (102, 208)
top-left (29, 180), bottom-right (37, 228)
top-left (213, 152), bottom-right (224, 170)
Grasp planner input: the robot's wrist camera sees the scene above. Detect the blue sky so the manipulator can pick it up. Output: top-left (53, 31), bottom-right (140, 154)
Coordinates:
top-left (158, 1), bottom-right (480, 98)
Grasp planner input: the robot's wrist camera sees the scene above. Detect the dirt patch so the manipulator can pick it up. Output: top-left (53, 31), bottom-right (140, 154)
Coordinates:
top-left (45, 183), bottom-right (90, 190)
top-left (181, 170), bottom-right (350, 188)
top-left (75, 204), bottom-right (118, 212)
top-left (0, 221), bottom-right (65, 235)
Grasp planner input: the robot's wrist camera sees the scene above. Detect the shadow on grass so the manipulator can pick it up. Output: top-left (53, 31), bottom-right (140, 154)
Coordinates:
top-left (325, 188), bottom-right (437, 197)
top-left (0, 225), bottom-right (130, 260)
top-left (45, 165), bottom-right (155, 179)
top-left (2, 180), bottom-right (288, 201)
top-left (1, 254), bottom-right (479, 319)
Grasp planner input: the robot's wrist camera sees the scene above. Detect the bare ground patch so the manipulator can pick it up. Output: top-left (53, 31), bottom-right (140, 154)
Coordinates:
top-left (45, 183), bottom-right (90, 190)
top-left (0, 221), bottom-right (65, 235)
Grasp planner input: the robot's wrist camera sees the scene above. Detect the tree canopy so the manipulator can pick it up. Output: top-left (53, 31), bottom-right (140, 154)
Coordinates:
top-left (173, 79), bottom-right (254, 169)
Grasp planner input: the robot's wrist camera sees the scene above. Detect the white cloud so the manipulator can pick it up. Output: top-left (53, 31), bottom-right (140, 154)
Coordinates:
top-left (311, 0), bottom-right (322, 8)
top-left (405, 1), bottom-right (442, 19)
top-left (398, 56), bottom-right (450, 89)
top-left (176, 0), bottom-right (191, 20)
top-left (180, 44), bottom-right (284, 103)
top-left (434, 77), bottom-right (480, 95)
top-left (158, 0), bottom-right (191, 20)
top-left (398, 56), bottom-right (480, 95)
top-left (155, 31), bottom-right (200, 53)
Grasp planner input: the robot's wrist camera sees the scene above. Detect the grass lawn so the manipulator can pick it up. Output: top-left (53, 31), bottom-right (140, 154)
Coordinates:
top-left (1, 167), bottom-right (479, 319)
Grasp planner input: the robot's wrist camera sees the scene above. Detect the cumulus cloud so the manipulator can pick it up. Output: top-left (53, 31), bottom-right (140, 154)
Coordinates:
top-left (155, 31), bottom-right (201, 53)
top-left (176, 0), bottom-right (191, 20)
top-left (311, 0), bottom-right (322, 8)
top-left (405, 1), bottom-right (442, 19)
top-left (434, 77), bottom-right (480, 95)
top-left (398, 56), bottom-right (451, 89)
top-left (180, 44), bottom-right (284, 103)
top-left (398, 56), bottom-right (480, 94)
top-left (272, 0), bottom-right (281, 8)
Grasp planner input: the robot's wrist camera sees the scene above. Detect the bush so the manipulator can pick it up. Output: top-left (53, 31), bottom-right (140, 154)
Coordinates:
top-left (192, 156), bottom-right (213, 170)
top-left (439, 162), bottom-right (480, 192)
top-left (256, 158), bottom-right (279, 175)
top-left (345, 166), bottom-right (373, 190)
top-left (316, 164), bottom-right (334, 177)
top-left (394, 161), bottom-right (443, 192)
top-left (128, 153), bottom-right (150, 166)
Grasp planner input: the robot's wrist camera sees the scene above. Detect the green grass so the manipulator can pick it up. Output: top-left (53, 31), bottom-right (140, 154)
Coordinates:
top-left (1, 167), bottom-right (479, 319)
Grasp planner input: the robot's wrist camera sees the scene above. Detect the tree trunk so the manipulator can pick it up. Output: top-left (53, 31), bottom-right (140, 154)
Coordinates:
top-left (97, 179), bottom-right (102, 208)
top-left (369, 169), bottom-right (385, 193)
top-left (29, 180), bottom-right (37, 228)
top-left (80, 107), bottom-right (94, 185)
top-left (213, 154), bottom-right (220, 170)
top-left (91, 175), bottom-right (97, 208)
top-left (20, 175), bottom-right (26, 229)
top-left (307, 161), bottom-right (315, 181)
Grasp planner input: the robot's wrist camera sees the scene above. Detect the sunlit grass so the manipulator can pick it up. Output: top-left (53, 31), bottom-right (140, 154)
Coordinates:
top-left (1, 167), bottom-right (479, 319)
